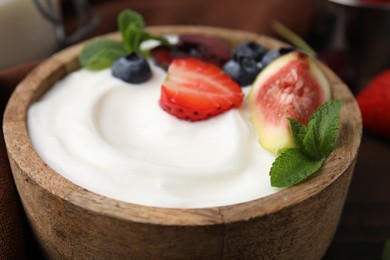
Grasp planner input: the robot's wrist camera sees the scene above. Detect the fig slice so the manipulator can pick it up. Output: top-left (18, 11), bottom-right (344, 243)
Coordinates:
top-left (248, 51), bottom-right (331, 154)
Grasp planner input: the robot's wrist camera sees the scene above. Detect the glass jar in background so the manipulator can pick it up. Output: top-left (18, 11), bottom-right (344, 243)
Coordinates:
top-left (309, 0), bottom-right (390, 92)
top-left (0, 0), bottom-right (98, 70)
top-left (0, 0), bottom-right (59, 69)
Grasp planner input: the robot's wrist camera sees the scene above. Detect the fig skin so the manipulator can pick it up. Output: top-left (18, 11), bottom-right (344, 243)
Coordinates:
top-left (248, 51), bottom-right (331, 155)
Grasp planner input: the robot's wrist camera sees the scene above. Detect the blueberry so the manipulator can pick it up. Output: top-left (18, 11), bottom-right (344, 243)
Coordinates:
top-left (112, 53), bottom-right (151, 84)
top-left (176, 42), bottom-right (203, 57)
top-left (261, 47), bottom-right (296, 68)
top-left (233, 41), bottom-right (267, 62)
top-left (223, 57), bottom-right (262, 87)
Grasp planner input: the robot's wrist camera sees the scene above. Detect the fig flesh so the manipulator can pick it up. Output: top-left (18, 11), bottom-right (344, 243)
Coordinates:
top-left (248, 51), bottom-right (331, 154)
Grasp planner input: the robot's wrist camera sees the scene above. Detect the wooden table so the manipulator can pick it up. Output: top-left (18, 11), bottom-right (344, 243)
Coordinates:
top-left (324, 133), bottom-right (390, 259)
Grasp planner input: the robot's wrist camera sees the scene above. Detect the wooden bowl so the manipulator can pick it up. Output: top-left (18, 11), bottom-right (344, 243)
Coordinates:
top-left (3, 26), bottom-right (362, 259)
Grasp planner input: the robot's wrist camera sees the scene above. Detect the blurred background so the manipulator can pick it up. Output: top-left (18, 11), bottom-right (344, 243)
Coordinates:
top-left (0, 0), bottom-right (389, 259)
top-left (1, 0), bottom-right (389, 92)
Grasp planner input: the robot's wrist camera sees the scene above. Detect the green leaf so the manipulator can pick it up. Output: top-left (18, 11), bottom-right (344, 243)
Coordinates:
top-left (269, 100), bottom-right (344, 188)
top-left (117, 9), bottom-right (170, 55)
top-left (270, 148), bottom-right (325, 187)
top-left (122, 26), bottom-right (143, 53)
top-left (118, 9), bottom-right (144, 39)
top-left (118, 9), bottom-right (146, 53)
top-left (303, 100), bottom-right (344, 159)
top-left (79, 39), bottom-right (126, 70)
top-left (79, 9), bottom-right (170, 71)
top-left (288, 118), bottom-right (307, 151)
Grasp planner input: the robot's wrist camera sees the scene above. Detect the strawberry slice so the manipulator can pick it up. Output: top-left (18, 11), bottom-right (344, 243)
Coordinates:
top-left (160, 58), bottom-right (243, 121)
top-left (357, 69), bottom-right (390, 139)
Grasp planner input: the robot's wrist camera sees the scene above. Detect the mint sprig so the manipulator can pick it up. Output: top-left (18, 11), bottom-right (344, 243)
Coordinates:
top-left (79, 39), bottom-right (126, 70)
top-left (79, 9), bottom-right (169, 71)
top-left (270, 99), bottom-right (344, 187)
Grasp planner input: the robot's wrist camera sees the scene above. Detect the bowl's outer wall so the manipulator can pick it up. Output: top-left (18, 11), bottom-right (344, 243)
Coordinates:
top-left (3, 26), bottom-right (362, 259)
top-left (8, 154), bottom-right (356, 259)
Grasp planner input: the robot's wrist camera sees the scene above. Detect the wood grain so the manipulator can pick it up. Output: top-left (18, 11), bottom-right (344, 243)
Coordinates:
top-left (3, 26), bottom-right (362, 259)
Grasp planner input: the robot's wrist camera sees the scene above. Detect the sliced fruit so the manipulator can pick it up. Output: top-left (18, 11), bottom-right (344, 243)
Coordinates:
top-left (356, 69), bottom-right (390, 139)
top-left (160, 58), bottom-right (243, 121)
top-left (248, 51), bottom-right (331, 154)
top-left (150, 34), bottom-right (231, 70)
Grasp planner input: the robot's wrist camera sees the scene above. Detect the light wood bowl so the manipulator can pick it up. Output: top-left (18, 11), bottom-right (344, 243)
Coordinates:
top-left (3, 26), bottom-right (362, 259)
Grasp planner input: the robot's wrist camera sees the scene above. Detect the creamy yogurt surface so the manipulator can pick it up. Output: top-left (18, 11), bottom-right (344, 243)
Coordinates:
top-left (28, 60), bottom-right (279, 208)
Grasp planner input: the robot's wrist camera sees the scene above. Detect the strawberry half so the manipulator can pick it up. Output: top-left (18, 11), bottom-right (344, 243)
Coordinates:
top-left (356, 69), bottom-right (390, 139)
top-left (160, 58), bottom-right (244, 121)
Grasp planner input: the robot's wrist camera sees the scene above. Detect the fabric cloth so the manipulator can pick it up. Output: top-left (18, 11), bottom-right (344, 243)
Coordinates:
top-left (0, 62), bottom-right (40, 260)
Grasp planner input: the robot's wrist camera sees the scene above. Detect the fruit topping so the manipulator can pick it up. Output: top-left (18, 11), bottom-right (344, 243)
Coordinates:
top-left (223, 57), bottom-right (262, 87)
top-left (159, 58), bottom-right (243, 121)
top-left (151, 34), bottom-right (231, 70)
top-left (178, 34), bottom-right (231, 67)
top-left (112, 53), bottom-right (151, 84)
top-left (248, 51), bottom-right (331, 154)
top-left (150, 46), bottom-right (175, 70)
top-left (233, 41), bottom-right (267, 61)
top-left (260, 47), bottom-right (296, 68)
top-left (357, 69), bottom-right (390, 139)
top-left (79, 9), bottom-right (169, 84)
top-left (223, 41), bottom-right (266, 86)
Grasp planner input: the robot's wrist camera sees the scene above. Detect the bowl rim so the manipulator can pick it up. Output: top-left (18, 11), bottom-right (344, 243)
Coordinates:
top-left (2, 25), bottom-right (362, 226)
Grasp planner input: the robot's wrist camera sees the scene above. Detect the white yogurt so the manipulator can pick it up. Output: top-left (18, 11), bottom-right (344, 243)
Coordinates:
top-left (28, 61), bottom-right (279, 208)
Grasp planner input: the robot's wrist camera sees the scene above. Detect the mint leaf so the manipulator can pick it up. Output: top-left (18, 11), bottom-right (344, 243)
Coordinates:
top-left (288, 118), bottom-right (307, 151)
top-left (270, 99), bottom-right (344, 187)
top-left (303, 100), bottom-right (344, 159)
top-left (118, 9), bottom-right (144, 38)
top-left (79, 39), bottom-right (126, 70)
top-left (122, 26), bottom-right (145, 53)
top-left (119, 10), bottom-right (169, 54)
top-left (270, 148), bottom-right (325, 187)
top-left (79, 9), bottom-right (170, 70)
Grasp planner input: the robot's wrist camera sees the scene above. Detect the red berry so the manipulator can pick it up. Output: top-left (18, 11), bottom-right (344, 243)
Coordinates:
top-left (159, 58), bottom-right (243, 121)
top-left (356, 69), bottom-right (390, 139)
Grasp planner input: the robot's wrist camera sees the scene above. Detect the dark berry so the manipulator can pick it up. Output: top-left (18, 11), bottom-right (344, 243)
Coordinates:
top-left (178, 34), bottom-right (231, 67)
top-left (150, 34), bottom-right (231, 70)
top-left (233, 41), bottom-right (267, 62)
top-left (150, 46), bottom-right (173, 70)
top-left (223, 57), bottom-right (262, 86)
top-left (112, 53), bottom-right (151, 84)
top-left (261, 47), bottom-right (296, 67)
top-left (176, 42), bottom-right (203, 57)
